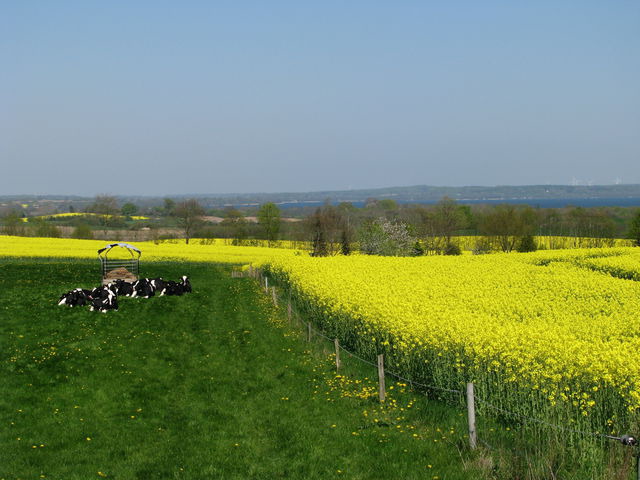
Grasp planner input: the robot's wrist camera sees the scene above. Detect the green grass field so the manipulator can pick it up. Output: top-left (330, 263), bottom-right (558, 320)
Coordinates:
top-left (1, 259), bottom-right (485, 480)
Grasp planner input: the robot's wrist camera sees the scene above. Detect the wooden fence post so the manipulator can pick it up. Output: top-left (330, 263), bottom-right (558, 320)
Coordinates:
top-left (377, 354), bottom-right (386, 403)
top-left (307, 322), bottom-right (312, 342)
top-left (334, 338), bottom-right (341, 371)
top-left (287, 301), bottom-right (292, 323)
top-left (271, 286), bottom-right (278, 306)
top-left (264, 276), bottom-right (268, 293)
top-left (466, 382), bottom-right (477, 449)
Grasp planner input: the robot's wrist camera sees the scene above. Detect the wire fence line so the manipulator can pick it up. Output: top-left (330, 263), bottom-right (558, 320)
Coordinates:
top-left (474, 396), bottom-right (627, 443)
top-left (239, 268), bottom-right (638, 452)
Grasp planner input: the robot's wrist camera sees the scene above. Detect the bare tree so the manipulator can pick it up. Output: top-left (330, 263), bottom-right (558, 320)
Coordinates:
top-left (174, 199), bottom-right (206, 244)
top-left (479, 205), bottom-right (539, 252)
top-left (87, 194), bottom-right (120, 235)
top-left (88, 194), bottom-right (119, 215)
top-left (305, 205), bottom-right (345, 256)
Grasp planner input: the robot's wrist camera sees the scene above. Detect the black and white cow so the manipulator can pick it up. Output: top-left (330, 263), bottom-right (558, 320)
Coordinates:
top-left (131, 278), bottom-right (155, 298)
top-left (114, 279), bottom-right (134, 297)
top-left (180, 275), bottom-right (192, 293)
top-left (159, 280), bottom-right (184, 296)
top-left (89, 285), bottom-right (118, 313)
top-left (149, 277), bottom-right (166, 293)
top-left (159, 275), bottom-right (192, 296)
top-left (58, 288), bottom-right (93, 307)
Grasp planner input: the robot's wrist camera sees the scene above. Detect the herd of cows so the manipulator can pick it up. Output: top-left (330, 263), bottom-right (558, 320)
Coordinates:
top-left (57, 276), bottom-right (192, 313)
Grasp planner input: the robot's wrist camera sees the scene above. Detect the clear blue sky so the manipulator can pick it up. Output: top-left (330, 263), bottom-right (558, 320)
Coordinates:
top-left (2, 1), bottom-right (639, 196)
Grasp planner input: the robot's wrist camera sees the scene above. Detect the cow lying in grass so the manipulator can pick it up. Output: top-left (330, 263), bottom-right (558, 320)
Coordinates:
top-left (159, 276), bottom-right (192, 296)
top-left (131, 278), bottom-right (155, 298)
top-left (57, 276), bottom-right (192, 312)
top-left (114, 279), bottom-right (134, 297)
top-left (89, 284), bottom-right (119, 313)
top-left (58, 288), bottom-right (93, 307)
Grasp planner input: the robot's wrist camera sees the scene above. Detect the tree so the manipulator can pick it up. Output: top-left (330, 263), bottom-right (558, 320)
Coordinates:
top-left (221, 207), bottom-right (248, 244)
top-left (517, 235), bottom-right (537, 252)
top-left (2, 211), bottom-right (24, 236)
top-left (479, 205), bottom-right (538, 252)
top-left (257, 203), bottom-right (281, 245)
top-left (377, 199), bottom-right (398, 211)
top-left (432, 196), bottom-right (466, 254)
top-left (121, 202), bottom-right (138, 217)
top-left (340, 230), bottom-right (351, 256)
top-left (359, 218), bottom-right (416, 256)
top-left (305, 204), bottom-right (350, 256)
top-left (88, 195), bottom-right (119, 216)
top-left (629, 209), bottom-right (640, 247)
top-left (163, 198), bottom-right (176, 217)
top-left (33, 218), bottom-right (61, 238)
top-left (72, 223), bottom-right (93, 239)
top-left (566, 207), bottom-right (616, 247)
top-left (173, 199), bottom-right (206, 244)
top-left (87, 194), bottom-right (120, 233)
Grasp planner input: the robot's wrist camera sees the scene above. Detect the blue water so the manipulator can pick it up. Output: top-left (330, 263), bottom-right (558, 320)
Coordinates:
top-left (271, 197), bottom-right (640, 209)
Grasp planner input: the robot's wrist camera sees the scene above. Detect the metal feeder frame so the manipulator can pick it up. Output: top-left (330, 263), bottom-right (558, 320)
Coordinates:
top-left (98, 242), bottom-right (141, 285)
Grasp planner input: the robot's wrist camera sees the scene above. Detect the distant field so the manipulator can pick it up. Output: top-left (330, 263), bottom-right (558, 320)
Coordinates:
top-left (21, 213), bottom-right (150, 222)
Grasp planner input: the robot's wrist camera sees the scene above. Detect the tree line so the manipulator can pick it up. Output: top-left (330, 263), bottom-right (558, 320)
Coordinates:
top-left (3, 195), bottom-right (640, 254)
top-left (161, 196), bottom-right (640, 255)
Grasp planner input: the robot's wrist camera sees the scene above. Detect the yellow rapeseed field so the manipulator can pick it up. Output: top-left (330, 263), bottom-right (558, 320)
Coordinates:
top-left (22, 213), bottom-right (150, 221)
top-left (266, 247), bottom-right (640, 435)
top-left (0, 235), bottom-right (300, 264)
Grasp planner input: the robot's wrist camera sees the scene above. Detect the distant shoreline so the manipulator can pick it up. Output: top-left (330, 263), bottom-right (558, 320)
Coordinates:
top-left (248, 197), bottom-right (640, 209)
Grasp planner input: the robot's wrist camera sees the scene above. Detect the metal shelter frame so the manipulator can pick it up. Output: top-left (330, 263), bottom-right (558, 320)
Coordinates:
top-left (98, 242), bottom-right (141, 285)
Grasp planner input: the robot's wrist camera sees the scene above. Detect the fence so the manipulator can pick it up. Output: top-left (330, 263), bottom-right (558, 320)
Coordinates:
top-left (235, 266), bottom-right (640, 478)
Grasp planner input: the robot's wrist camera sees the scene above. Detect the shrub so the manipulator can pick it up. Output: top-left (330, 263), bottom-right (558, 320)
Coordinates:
top-left (444, 242), bottom-right (462, 256)
top-left (72, 223), bottom-right (93, 239)
top-left (517, 235), bottom-right (537, 253)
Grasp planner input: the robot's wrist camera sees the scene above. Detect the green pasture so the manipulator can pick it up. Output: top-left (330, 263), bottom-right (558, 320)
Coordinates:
top-left (1, 259), bottom-right (480, 480)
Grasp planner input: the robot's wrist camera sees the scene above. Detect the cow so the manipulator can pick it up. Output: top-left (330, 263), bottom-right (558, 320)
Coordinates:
top-left (159, 280), bottom-right (184, 296)
top-left (58, 288), bottom-right (93, 307)
top-left (149, 278), bottom-right (166, 293)
top-left (180, 275), bottom-right (192, 293)
top-left (131, 278), bottom-right (155, 298)
top-left (159, 276), bottom-right (192, 296)
top-left (89, 285), bottom-right (118, 313)
top-left (114, 279), bottom-right (134, 297)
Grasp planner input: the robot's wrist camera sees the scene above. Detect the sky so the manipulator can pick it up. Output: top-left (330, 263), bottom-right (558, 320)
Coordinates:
top-left (1, 1), bottom-right (639, 196)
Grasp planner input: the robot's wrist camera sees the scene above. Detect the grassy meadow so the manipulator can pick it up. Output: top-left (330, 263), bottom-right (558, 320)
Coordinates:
top-left (1, 258), bottom-right (480, 480)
